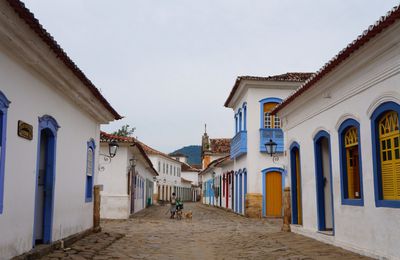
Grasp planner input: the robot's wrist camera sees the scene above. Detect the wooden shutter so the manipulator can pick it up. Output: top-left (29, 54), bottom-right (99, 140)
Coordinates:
top-left (379, 111), bottom-right (400, 200)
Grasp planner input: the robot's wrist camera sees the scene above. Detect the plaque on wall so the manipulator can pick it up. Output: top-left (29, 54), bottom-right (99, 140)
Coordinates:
top-left (18, 120), bottom-right (33, 140)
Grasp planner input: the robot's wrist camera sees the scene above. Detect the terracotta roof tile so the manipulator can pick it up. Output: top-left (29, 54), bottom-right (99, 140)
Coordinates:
top-left (6, 0), bottom-right (122, 120)
top-left (272, 5), bottom-right (400, 114)
top-left (181, 162), bottom-right (200, 172)
top-left (224, 72), bottom-right (314, 107)
top-left (210, 138), bottom-right (231, 154)
top-left (99, 132), bottom-right (158, 176)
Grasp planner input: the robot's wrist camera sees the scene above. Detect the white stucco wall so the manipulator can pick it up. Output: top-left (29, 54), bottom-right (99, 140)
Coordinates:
top-left (181, 171), bottom-right (198, 186)
top-left (98, 144), bottom-right (129, 219)
top-left (99, 144), bottom-right (157, 219)
top-left (279, 22), bottom-right (400, 259)
top-left (0, 46), bottom-right (101, 258)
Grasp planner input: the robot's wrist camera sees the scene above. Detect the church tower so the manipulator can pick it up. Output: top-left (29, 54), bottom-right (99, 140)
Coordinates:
top-left (201, 124), bottom-right (212, 169)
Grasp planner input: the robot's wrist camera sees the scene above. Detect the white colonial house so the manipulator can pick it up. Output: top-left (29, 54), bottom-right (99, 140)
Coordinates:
top-left (0, 1), bottom-right (121, 259)
top-left (139, 142), bottom-right (194, 202)
top-left (98, 132), bottom-right (158, 219)
top-left (273, 5), bottom-right (400, 259)
top-left (223, 73), bottom-right (312, 217)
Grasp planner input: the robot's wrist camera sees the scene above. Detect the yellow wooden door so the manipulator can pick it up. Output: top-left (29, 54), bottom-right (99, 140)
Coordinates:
top-left (266, 172), bottom-right (282, 217)
top-left (295, 150), bottom-right (302, 224)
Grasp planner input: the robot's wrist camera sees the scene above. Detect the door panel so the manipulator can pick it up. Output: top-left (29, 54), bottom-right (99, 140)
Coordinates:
top-left (266, 172), bottom-right (282, 217)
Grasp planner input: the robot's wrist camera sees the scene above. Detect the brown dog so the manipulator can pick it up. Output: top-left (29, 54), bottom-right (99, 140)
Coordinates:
top-left (183, 210), bottom-right (192, 220)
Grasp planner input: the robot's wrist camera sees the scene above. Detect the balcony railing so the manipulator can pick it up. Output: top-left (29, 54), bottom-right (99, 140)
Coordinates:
top-left (260, 128), bottom-right (284, 153)
top-left (230, 131), bottom-right (247, 159)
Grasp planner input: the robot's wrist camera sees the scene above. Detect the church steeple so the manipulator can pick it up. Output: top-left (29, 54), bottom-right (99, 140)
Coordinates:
top-left (201, 124), bottom-right (212, 169)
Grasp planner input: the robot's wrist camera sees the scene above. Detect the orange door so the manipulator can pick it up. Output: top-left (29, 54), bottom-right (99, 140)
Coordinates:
top-left (266, 172), bottom-right (282, 217)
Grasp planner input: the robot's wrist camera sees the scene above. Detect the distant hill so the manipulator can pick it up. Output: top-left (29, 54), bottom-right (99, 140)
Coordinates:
top-left (170, 145), bottom-right (201, 165)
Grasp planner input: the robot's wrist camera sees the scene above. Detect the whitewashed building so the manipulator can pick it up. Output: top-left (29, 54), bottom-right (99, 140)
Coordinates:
top-left (273, 6), bottom-right (400, 259)
top-left (0, 1), bottom-right (121, 258)
top-left (98, 132), bottom-right (158, 219)
top-left (223, 73), bottom-right (312, 217)
top-left (139, 142), bottom-right (194, 202)
top-left (181, 162), bottom-right (201, 201)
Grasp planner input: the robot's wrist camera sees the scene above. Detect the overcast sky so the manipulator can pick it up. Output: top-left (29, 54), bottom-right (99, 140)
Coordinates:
top-left (23, 0), bottom-right (399, 153)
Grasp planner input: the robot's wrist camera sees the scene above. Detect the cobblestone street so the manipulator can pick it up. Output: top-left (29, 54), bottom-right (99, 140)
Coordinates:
top-left (41, 203), bottom-right (370, 260)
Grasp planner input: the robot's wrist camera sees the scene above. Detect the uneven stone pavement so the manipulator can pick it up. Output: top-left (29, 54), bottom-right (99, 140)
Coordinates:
top-left (40, 203), bottom-right (371, 260)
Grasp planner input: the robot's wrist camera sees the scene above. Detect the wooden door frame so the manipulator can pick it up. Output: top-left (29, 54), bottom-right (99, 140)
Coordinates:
top-left (313, 130), bottom-right (335, 233)
top-left (261, 167), bottom-right (285, 217)
top-left (33, 115), bottom-right (59, 246)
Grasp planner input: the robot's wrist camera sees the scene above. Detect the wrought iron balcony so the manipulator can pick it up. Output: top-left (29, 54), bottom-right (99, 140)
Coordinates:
top-left (260, 128), bottom-right (284, 153)
top-left (230, 131), bottom-right (247, 159)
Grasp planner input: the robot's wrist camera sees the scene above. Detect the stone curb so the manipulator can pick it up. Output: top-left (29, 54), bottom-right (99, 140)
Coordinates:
top-left (12, 228), bottom-right (99, 260)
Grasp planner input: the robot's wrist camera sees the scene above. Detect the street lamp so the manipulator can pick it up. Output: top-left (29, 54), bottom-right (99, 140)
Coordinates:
top-left (99, 141), bottom-right (120, 171)
top-left (129, 157), bottom-right (137, 168)
top-left (265, 139), bottom-right (277, 157)
top-left (109, 141), bottom-right (119, 158)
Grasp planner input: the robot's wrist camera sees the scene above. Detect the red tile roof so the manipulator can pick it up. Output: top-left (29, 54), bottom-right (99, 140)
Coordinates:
top-left (134, 139), bottom-right (181, 163)
top-left (199, 156), bottom-right (230, 176)
top-left (181, 162), bottom-right (200, 172)
top-left (6, 0), bottom-right (122, 120)
top-left (272, 5), bottom-right (400, 115)
top-left (224, 73), bottom-right (314, 107)
top-left (99, 132), bottom-right (158, 176)
top-left (210, 138), bottom-right (231, 154)
top-left (100, 131), bottom-right (133, 143)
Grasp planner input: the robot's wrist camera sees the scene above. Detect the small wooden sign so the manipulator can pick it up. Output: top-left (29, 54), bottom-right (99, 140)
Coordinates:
top-left (18, 120), bottom-right (33, 140)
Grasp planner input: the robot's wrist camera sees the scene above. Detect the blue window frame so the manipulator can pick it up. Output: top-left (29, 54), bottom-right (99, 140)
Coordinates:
top-left (238, 108), bottom-right (242, 132)
top-left (259, 97), bottom-right (282, 128)
top-left (338, 119), bottom-right (364, 206)
top-left (242, 103), bottom-right (247, 131)
top-left (371, 101), bottom-right (400, 208)
top-left (85, 139), bottom-right (96, 202)
top-left (0, 91), bottom-right (10, 214)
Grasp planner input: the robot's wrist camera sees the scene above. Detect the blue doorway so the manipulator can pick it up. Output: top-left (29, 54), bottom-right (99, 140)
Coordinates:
top-left (33, 116), bottom-right (59, 245)
top-left (290, 142), bottom-right (302, 225)
top-left (314, 131), bottom-right (334, 233)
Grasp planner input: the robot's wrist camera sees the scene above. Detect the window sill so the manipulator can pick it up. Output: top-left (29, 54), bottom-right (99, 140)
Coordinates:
top-left (341, 198), bottom-right (364, 206)
top-left (375, 199), bottom-right (400, 208)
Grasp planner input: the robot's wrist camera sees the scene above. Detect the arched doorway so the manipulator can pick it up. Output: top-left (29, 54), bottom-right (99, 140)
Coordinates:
top-left (262, 167), bottom-right (284, 217)
top-left (314, 130), bottom-right (334, 232)
top-left (33, 115), bottom-right (59, 245)
top-left (290, 142), bottom-right (302, 225)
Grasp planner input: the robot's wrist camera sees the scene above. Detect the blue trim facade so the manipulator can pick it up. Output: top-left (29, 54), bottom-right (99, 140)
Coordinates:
top-left (259, 97), bottom-right (284, 153)
top-left (239, 170), bottom-right (243, 214)
top-left (85, 139), bottom-right (96, 202)
top-left (33, 115), bottom-right (59, 245)
top-left (338, 119), bottom-right (364, 206)
top-left (313, 130), bottom-right (335, 233)
top-left (289, 142), bottom-right (302, 224)
top-left (371, 101), bottom-right (400, 208)
top-left (0, 91), bottom-right (10, 214)
top-left (231, 102), bottom-right (248, 159)
top-left (235, 173), bottom-right (238, 212)
top-left (261, 167), bottom-right (285, 217)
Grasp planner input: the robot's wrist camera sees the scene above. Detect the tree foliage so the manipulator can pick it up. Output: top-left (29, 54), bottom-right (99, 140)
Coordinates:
top-left (112, 124), bottom-right (136, 137)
